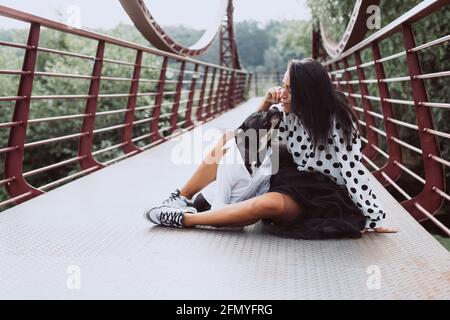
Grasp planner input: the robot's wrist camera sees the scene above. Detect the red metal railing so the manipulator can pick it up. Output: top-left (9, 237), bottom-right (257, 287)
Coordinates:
top-left (323, 0), bottom-right (449, 235)
top-left (0, 6), bottom-right (251, 210)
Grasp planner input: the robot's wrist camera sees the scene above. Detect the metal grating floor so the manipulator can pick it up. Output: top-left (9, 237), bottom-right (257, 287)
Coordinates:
top-left (0, 98), bottom-right (449, 299)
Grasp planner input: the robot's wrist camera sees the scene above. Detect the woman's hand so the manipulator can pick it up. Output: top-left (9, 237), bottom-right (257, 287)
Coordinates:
top-left (264, 86), bottom-right (282, 104)
top-left (361, 227), bottom-right (399, 234)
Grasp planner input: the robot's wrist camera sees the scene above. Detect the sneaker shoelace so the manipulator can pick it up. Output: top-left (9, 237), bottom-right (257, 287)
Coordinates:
top-left (163, 190), bottom-right (181, 204)
top-left (160, 210), bottom-right (183, 227)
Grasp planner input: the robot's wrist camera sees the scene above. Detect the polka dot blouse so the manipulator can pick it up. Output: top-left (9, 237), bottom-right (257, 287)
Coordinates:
top-left (273, 103), bottom-right (385, 229)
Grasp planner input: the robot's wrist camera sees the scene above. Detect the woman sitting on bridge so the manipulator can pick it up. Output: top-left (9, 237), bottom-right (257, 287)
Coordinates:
top-left (145, 58), bottom-right (398, 238)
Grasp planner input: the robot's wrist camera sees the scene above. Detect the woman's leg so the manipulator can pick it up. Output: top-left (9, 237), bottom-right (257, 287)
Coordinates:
top-left (183, 192), bottom-right (304, 228)
top-left (179, 130), bottom-right (235, 199)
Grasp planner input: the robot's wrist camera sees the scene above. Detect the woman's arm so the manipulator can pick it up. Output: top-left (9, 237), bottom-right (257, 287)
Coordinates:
top-left (257, 86), bottom-right (282, 112)
top-left (332, 121), bottom-right (398, 232)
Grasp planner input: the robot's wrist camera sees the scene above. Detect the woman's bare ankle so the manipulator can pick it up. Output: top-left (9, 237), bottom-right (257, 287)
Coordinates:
top-left (183, 213), bottom-right (196, 227)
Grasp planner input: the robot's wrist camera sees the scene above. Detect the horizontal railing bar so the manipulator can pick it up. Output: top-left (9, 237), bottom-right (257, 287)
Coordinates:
top-left (362, 153), bottom-right (380, 170)
top-left (0, 191), bottom-right (33, 209)
top-left (433, 186), bottom-right (450, 202)
top-left (140, 139), bottom-right (164, 151)
top-left (0, 40), bottom-right (33, 49)
top-left (391, 137), bottom-right (423, 154)
top-left (367, 110), bottom-right (384, 119)
top-left (424, 127), bottom-right (450, 139)
top-left (358, 60), bottom-right (376, 68)
top-left (381, 172), bottom-right (412, 200)
top-left (92, 142), bottom-right (128, 156)
top-left (97, 93), bottom-right (132, 98)
top-left (387, 117), bottom-right (418, 130)
top-left (428, 153), bottom-right (450, 167)
top-left (0, 121), bottom-right (21, 128)
top-left (30, 94), bottom-right (94, 100)
top-left (0, 69), bottom-right (30, 75)
top-left (0, 177), bottom-right (15, 187)
top-left (95, 109), bottom-right (128, 116)
top-left (99, 76), bottom-right (134, 82)
top-left (139, 64), bottom-right (160, 70)
top-left (135, 92), bottom-right (159, 97)
top-left (409, 34), bottom-right (450, 53)
top-left (414, 202), bottom-right (450, 236)
top-left (24, 132), bottom-right (89, 148)
top-left (419, 101), bottom-right (450, 109)
top-left (38, 166), bottom-right (99, 191)
top-left (0, 146), bottom-right (19, 155)
top-left (134, 105), bottom-right (156, 111)
top-left (358, 119), bottom-right (367, 127)
top-left (394, 160), bottom-right (426, 184)
top-left (37, 46), bottom-right (95, 60)
top-left (28, 113), bottom-right (88, 124)
top-left (381, 76), bottom-right (411, 82)
top-left (34, 71), bottom-right (93, 80)
top-left (131, 132), bottom-right (154, 142)
top-left (364, 95), bottom-right (381, 101)
top-left (360, 79), bottom-right (378, 84)
top-left (0, 96), bottom-right (27, 101)
top-left (139, 78), bottom-right (162, 83)
top-left (333, 80), bottom-right (359, 85)
top-left (23, 155), bottom-right (86, 178)
top-left (103, 150), bottom-right (139, 166)
top-left (132, 118), bottom-right (153, 125)
top-left (368, 125), bottom-right (387, 137)
top-left (376, 51), bottom-right (406, 63)
top-left (383, 98), bottom-right (415, 106)
top-left (159, 113), bottom-right (175, 119)
top-left (370, 144), bottom-right (389, 159)
top-left (92, 123), bottom-right (129, 134)
top-left (102, 57), bottom-right (136, 67)
top-left (415, 70), bottom-right (450, 79)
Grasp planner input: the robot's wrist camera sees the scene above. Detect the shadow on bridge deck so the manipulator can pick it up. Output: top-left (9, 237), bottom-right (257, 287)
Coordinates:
top-left (0, 98), bottom-right (449, 299)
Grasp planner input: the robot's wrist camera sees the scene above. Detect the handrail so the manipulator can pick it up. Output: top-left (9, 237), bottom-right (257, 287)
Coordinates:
top-left (321, 0), bottom-right (449, 235)
top-left (0, 6), bottom-right (251, 210)
top-left (0, 5), bottom-right (247, 73)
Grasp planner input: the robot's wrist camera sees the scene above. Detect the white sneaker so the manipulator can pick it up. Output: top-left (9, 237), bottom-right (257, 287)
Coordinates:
top-left (162, 189), bottom-right (194, 208)
top-left (144, 205), bottom-right (197, 228)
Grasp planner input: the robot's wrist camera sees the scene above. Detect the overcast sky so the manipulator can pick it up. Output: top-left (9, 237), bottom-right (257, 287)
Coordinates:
top-left (0, 0), bottom-right (310, 30)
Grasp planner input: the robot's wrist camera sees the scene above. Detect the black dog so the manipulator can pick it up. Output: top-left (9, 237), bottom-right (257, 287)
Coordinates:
top-left (192, 106), bottom-right (282, 212)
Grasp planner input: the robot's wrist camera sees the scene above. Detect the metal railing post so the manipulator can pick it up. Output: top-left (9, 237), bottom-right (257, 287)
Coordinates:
top-left (78, 40), bottom-right (105, 170)
top-left (401, 23), bottom-right (445, 220)
top-left (122, 49), bottom-right (143, 154)
top-left (150, 56), bottom-right (168, 142)
top-left (4, 22), bottom-right (43, 203)
top-left (371, 41), bottom-right (403, 185)
top-left (169, 60), bottom-right (186, 132)
top-left (184, 64), bottom-right (199, 129)
top-left (205, 68), bottom-right (217, 119)
top-left (354, 50), bottom-right (379, 161)
top-left (196, 66), bottom-right (209, 121)
top-left (213, 69), bottom-right (224, 115)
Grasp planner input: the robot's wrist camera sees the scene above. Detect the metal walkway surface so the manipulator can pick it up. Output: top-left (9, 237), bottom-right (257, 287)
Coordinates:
top-left (0, 98), bottom-right (449, 300)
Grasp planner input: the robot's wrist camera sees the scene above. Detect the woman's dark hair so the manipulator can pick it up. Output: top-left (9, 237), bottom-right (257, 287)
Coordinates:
top-left (288, 58), bottom-right (358, 149)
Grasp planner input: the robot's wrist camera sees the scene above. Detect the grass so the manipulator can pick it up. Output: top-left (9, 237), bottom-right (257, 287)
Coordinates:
top-left (433, 235), bottom-right (450, 252)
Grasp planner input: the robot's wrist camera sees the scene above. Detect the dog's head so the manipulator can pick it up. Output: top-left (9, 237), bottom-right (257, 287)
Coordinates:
top-left (234, 106), bottom-right (282, 174)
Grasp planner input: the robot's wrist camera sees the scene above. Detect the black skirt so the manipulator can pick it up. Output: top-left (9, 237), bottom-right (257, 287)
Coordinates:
top-left (264, 145), bottom-right (366, 240)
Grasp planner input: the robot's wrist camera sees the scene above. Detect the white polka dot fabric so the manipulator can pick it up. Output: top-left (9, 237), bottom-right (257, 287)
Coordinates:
top-left (273, 103), bottom-right (385, 229)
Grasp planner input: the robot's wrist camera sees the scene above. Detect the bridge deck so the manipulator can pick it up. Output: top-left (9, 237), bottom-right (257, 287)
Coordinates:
top-left (0, 98), bottom-right (449, 299)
